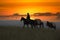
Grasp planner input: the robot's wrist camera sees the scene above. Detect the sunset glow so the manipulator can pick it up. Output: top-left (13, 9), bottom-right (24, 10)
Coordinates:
top-left (0, 0), bottom-right (60, 15)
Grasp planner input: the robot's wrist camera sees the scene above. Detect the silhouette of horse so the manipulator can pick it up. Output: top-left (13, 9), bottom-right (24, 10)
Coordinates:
top-left (28, 20), bottom-right (37, 29)
top-left (20, 17), bottom-right (44, 29)
top-left (34, 19), bottom-right (44, 28)
top-left (20, 17), bottom-right (29, 28)
top-left (46, 21), bottom-right (56, 30)
top-left (20, 17), bottom-right (36, 28)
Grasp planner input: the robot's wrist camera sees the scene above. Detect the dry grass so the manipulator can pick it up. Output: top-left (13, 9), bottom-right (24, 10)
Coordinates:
top-left (0, 26), bottom-right (60, 40)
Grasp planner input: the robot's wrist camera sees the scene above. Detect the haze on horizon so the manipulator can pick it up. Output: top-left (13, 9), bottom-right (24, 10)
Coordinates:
top-left (0, 0), bottom-right (60, 16)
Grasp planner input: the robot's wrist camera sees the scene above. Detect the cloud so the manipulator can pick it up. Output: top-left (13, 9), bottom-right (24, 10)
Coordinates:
top-left (33, 12), bottom-right (54, 16)
top-left (33, 12), bottom-right (60, 16)
top-left (56, 12), bottom-right (60, 20)
top-left (0, 2), bottom-right (60, 7)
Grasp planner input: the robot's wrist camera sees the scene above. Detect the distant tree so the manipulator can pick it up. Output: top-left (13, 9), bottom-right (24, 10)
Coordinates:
top-left (34, 12), bottom-right (52, 16)
top-left (56, 12), bottom-right (60, 16)
top-left (13, 13), bottom-right (19, 16)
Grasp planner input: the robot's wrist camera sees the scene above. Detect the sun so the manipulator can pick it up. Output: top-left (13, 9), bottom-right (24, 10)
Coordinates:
top-left (15, 6), bottom-right (42, 15)
top-left (15, 5), bottom-right (59, 15)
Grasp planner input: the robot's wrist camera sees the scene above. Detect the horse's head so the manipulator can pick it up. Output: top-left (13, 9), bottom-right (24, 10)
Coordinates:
top-left (46, 21), bottom-right (50, 26)
top-left (20, 17), bottom-right (25, 21)
top-left (35, 19), bottom-right (41, 22)
top-left (46, 21), bottom-right (50, 24)
top-left (34, 19), bottom-right (42, 24)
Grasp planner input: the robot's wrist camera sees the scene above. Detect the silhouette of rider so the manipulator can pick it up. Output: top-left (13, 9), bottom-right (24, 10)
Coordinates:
top-left (26, 13), bottom-right (30, 20)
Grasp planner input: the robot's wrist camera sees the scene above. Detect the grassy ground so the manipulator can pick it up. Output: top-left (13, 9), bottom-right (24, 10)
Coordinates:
top-left (0, 26), bottom-right (60, 40)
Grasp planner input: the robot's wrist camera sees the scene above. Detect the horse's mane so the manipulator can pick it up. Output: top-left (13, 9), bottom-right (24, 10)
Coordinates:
top-left (20, 17), bottom-right (26, 21)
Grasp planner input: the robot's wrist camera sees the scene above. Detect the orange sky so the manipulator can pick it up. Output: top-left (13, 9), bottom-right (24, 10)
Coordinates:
top-left (0, 0), bottom-right (60, 15)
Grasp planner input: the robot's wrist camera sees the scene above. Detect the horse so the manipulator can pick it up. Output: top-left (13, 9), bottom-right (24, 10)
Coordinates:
top-left (28, 20), bottom-right (36, 29)
top-left (20, 17), bottom-right (36, 29)
top-left (20, 17), bottom-right (44, 29)
top-left (34, 19), bottom-right (44, 28)
top-left (46, 21), bottom-right (56, 30)
top-left (20, 17), bottom-right (29, 28)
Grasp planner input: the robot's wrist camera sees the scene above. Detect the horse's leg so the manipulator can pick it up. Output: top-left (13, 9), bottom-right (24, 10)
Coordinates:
top-left (42, 23), bottom-right (44, 28)
top-left (36, 25), bottom-right (38, 30)
top-left (33, 24), bottom-right (35, 29)
top-left (52, 25), bottom-right (56, 30)
top-left (39, 24), bottom-right (41, 28)
top-left (36, 25), bottom-right (38, 29)
top-left (54, 26), bottom-right (56, 30)
top-left (34, 24), bottom-right (37, 29)
top-left (31, 24), bottom-right (33, 29)
top-left (23, 24), bottom-right (25, 28)
top-left (52, 24), bottom-right (56, 30)
top-left (38, 25), bottom-right (40, 28)
top-left (27, 24), bottom-right (29, 28)
top-left (26, 24), bottom-right (27, 28)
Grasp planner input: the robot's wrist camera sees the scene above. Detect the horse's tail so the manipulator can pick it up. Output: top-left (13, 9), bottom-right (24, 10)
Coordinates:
top-left (53, 23), bottom-right (56, 30)
top-left (41, 22), bottom-right (44, 28)
top-left (46, 21), bottom-right (49, 26)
